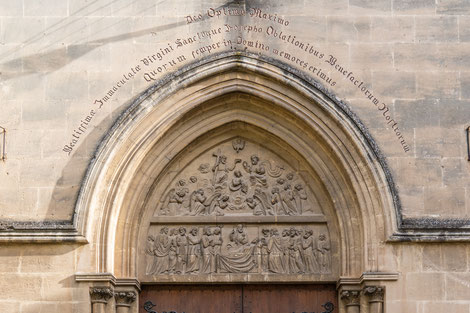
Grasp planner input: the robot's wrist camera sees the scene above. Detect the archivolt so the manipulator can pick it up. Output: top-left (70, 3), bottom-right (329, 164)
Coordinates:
top-left (75, 52), bottom-right (398, 279)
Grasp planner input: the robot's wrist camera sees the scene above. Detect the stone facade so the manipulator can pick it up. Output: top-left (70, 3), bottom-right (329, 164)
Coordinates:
top-left (0, 0), bottom-right (470, 312)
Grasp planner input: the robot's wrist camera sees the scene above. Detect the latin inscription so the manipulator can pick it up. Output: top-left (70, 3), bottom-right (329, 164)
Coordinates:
top-left (62, 5), bottom-right (409, 155)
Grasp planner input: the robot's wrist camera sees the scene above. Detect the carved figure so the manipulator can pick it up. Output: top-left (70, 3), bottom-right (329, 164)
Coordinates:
top-left (209, 194), bottom-right (229, 216)
top-left (160, 180), bottom-right (189, 215)
top-left (232, 138), bottom-right (245, 153)
top-left (175, 227), bottom-right (188, 274)
top-left (228, 224), bottom-right (249, 251)
top-left (201, 227), bottom-right (214, 273)
top-left (301, 230), bottom-right (319, 273)
top-left (157, 142), bottom-right (315, 217)
top-left (259, 229), bottom-right (270, 272)
top-left (246, 196), bottom-right (263, 216)
top-left (145, 225), bottom-right (331, 276)
top-left (287, 227), bottom-right (305, 274)
top-left (186, 227), bottom-right (201, 274)
top-left (198, 163), bottom-right (210, 173)
top-left (293, 183), bottom-right (308, 214)
top-left (211, 149), bottom-right (229, 186)
top-left (243, 154), bottom-right (268, 187)
top-left (281, 184), bottom-right (298, 215)
top-left (267, 229), bottom-right (285, 273)
top-left (316, 234), bottom-right (331, 273)
top-left (254, 188), bottom-right (274, 215)
top-left (212, 226), bottom-right (223, 272)
top-left (219, 224), bottom-right (257, 273)
top-left (229, 170), bottom-right (247, 194)
top-left (189, 189), bottom-right (208, 215)
top-left (167, 228), bottom-right (178, 274)
top-left (145, 235), bottom-right (156, 274)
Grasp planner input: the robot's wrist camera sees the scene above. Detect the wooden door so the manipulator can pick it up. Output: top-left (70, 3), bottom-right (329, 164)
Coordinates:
top-left (140, 284), bottom-right (336, 313)
top-left (243, 284), bottom-right (336, 313)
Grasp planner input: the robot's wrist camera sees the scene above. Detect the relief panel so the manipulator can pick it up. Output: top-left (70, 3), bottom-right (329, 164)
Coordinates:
top-left (154, 139), bottom-right (322, 217)
top-left (145, 224), bottom-right (331, 276)
top-left (142, 138), bottom-right (335, 281)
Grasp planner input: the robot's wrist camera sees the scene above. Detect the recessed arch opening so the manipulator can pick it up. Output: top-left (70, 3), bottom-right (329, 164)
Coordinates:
top-left (75, 53), bottom-right (398, 284)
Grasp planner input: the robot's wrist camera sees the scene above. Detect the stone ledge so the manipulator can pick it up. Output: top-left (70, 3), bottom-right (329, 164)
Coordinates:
top-left (150, 215), bottom-right (327, 224)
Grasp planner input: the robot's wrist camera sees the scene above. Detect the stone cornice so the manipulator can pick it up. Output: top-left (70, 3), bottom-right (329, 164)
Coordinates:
top-left (75, 273), bottom-right (141, 292)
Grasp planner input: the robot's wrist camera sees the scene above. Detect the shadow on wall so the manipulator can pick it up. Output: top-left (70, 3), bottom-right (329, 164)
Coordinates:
top-left (46, 99), bottom-right (131, 221)
top-left (44, 0), bottom-right (251, 223)
top-left (0, 0), bottom-right (250, 82)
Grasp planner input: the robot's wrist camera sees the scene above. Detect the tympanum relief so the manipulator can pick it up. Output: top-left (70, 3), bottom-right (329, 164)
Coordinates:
top-left (156, 139), bottom-right (318, 217)
top-left (144, 139), bottom-right (332, 278)
top-left (145, 224), bottom-right (331, 275)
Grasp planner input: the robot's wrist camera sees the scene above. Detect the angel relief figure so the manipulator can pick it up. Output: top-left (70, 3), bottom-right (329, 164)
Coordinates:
top-left (188, 188), bottom-right (220, 216)
top-left (188, 189), bottom-right (208, 215)
top-left (160, 180), bottom-right (189, 215)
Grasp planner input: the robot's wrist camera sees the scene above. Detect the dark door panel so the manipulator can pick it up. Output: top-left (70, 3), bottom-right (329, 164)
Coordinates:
top-left (140, 284), bottom-right (336, 313)
top-left (243, 284), bottom-right (336, 313)
top-left (140, 285), bottom-right (242, 313)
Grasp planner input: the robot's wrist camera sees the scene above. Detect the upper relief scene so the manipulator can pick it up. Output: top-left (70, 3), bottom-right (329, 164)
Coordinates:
top-left (153, 138), bottom-right (324, 217)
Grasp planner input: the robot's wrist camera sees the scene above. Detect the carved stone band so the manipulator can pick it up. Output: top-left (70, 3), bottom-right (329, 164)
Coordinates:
top-left (363, 286), bottom-right (384, 303)
top-left (145, 224), bottom-right (331, 276)
top-left (90, 287), bottom-right (114, 304)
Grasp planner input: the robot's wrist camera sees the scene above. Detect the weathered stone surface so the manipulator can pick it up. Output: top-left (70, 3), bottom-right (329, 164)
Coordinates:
top-left (326, 16), bottom-right (370, 43)
top-left (394, 99), bottom-right (439, 129)
top-left (393, 0), bottom-right (436, 14)
top-left (349, 0), bottom-right (391, 14)
top-left (437, 0), bottom-right (470, 15)
top-left (424, 186), bottom-right (466, 216)
top-left (370, 16), bottom-right (414, 43)
top-left (415, 17), bottom-right (458, 43)
top-left (442, 158), bottom-right (470, 188)
top-left (0, 0), bottom-right (470, 311)
top-left (405, 273), bottom-right (446, 301)
top-left (423, 302), bottom-right (469, 313)
top-left (416, 71), bottom-right (460, 99)
top-left (439, 100), bottom-right (470, 126)
top-left (371, 71), bottom-right (416, 99)
top-left (445, 273), bottom-right (470, 300)
top-left (350, 43), bottom-right (394, 70)
top-left (415, 127), bottom-right (461, 158)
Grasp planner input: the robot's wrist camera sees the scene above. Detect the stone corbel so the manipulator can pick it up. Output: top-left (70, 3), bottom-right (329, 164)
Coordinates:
top-left (90, 286), bottom-right (114, 313)
top-left (363, 286), bottom-right (384, 313)
top-left (115, 291), bottom-right (137, 313)
top-left (340, 290), bottom-right (361, 313)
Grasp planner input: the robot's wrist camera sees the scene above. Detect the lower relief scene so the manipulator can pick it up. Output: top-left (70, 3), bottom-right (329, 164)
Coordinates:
top-left (145, 224), bottom-right (331, 276)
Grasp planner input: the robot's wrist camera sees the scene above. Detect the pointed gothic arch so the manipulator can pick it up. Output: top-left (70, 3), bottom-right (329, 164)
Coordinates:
top-left (75, 53), bottom-right (399, 312)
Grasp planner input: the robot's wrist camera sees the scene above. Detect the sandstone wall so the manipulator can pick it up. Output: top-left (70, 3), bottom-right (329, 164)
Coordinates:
top-left (0, 0), bottom-right (469, 312)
